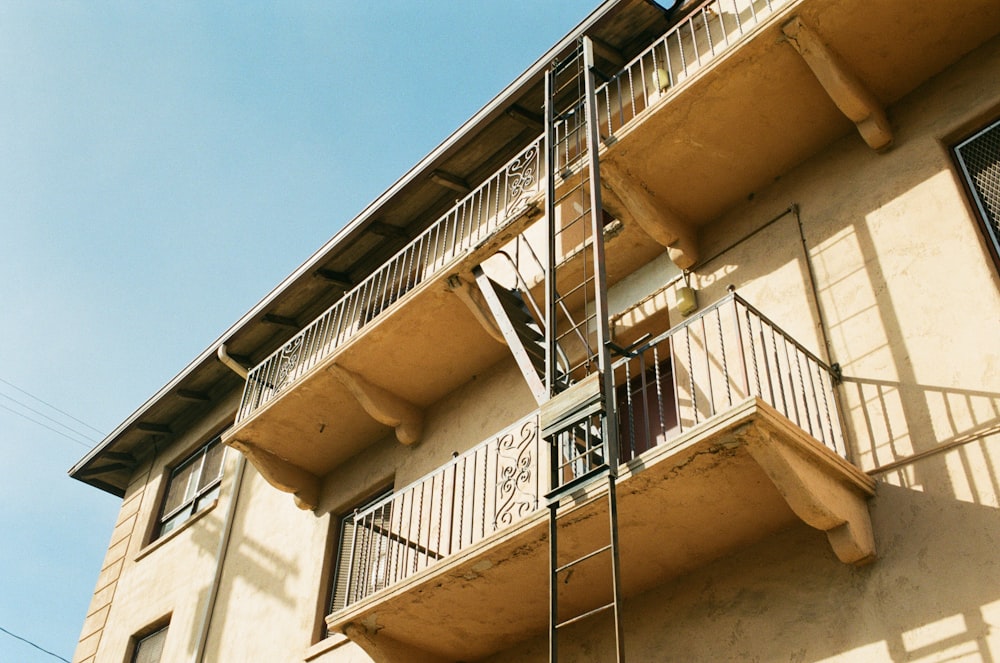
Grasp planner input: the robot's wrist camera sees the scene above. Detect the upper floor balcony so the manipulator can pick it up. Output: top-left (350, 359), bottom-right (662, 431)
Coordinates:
top-left (321, 291), bottom-right (875, 661)
top-left (221, 0), bottom-right (997, 508)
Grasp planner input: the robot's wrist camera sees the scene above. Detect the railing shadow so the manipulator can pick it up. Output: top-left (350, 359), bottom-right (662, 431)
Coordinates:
top-left (182, 474), bottom-right (302, 660)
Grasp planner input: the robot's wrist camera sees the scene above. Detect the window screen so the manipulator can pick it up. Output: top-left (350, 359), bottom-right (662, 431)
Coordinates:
top-left (955, 117), bottom-right (1000, 266)
top-left (131, 625), bottom-right (168, 663)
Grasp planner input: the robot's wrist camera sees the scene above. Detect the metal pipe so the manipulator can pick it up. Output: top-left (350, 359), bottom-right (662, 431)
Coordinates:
top-left (217, 344), bottom-right (248, 379)
top-left (193, 447), bottom-right (247, 662)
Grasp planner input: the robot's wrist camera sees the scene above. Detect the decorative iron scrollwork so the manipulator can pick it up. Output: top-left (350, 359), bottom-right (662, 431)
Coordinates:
top-left (506, 145), bottom-right (538, 215)
top-left (274, 335), bottom-right (303, 391)
top-left (494, 418), bottom-right (539, 529)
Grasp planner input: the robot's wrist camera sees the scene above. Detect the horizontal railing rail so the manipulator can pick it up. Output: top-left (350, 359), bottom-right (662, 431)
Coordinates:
top-left (237, 138), bottom-right (545, 422)
top-left (334, 415), bottom-right (541, 611)
top-left (613, 289), bottom-right (845, 462)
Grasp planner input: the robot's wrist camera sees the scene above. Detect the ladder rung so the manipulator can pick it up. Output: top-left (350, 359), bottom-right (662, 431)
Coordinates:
top-left (555, 544), bottom-right (612, 574)
top-left (547, 465), bottom-right (610, 501)
top-left (556, 602), bottom-right (616, 630)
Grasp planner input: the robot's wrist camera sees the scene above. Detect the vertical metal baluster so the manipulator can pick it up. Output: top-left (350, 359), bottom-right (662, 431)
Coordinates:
top-left (436, 469), bottom-right (445, 557)
top-left (818, 362), bottom-right (834, 450)
top-left (701, 313), bottom-right (716, 417)
top-left (715, 308), bottom-right (732, 407)
top-left (751, 311), bottom-right (769, 404)
top-left (413, 483), bottom-right (424, 573)
top-left (703, 7), bottom-right (715, 57)
top-left (354, 514), bottom-right (368, 603)
top-left (481, 443), bottom-right (488, 540)
top-left (426, 476), bottom-right (437, 571)
top-left (403, 243), bottom-right (415, 294)
top-left (469, 448), bottom-right (479, 545)
top-left (743, 304), bottom-right (759, 396)
top-left (757, 318), bottom-right (792, 419)
top-left (731, 0), bottom-right (744, 35)
top-left (624, 360), bottom-right (636, 460)
top-left (793, 342), bottom-right (809, 434)
top-left (403, 488), bottom-right (414, 579)
top-left (715, 0), bottom-right (731, 48)
top-left (771, 332), bottom-right (805, 429)
top-left (458, 454), bottom-right (468, 548)
top-left (344, 517), bottom-right (359, 608)
top-left (653, 344), bottom-right (665, 444)
top-left (686, 326), bottom-right (698, 424)
top-left (447, 459), bottom-right (457, 555)
top-left (638, 57), bottom-right (646, 114)
top-left (688, 18), bottom-right (701, 69)
top-left (389, 494), bottom-right (401, 585)
top-left (676, 29), bottom-right (688, 80)
top-left (664, 35), bottom-right (675, 89)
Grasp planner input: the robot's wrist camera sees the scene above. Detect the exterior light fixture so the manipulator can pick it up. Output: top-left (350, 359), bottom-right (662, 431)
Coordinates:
top-left (677, 270), bottom-right (698, 316)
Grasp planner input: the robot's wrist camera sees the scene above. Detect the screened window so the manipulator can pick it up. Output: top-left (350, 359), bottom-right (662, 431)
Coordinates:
top-left (131, 625), bottom-right (168, 663)
top-left (955, 117), bottom-right (1000, 268)
top-left (329, 488), bottom-right (393, 613)
top-left (157, 437), bottom-right (225, 538)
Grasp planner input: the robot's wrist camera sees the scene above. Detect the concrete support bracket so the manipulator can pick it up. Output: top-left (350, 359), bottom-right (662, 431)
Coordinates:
top-left (600, 159), bottom-right (698, 269)
top-left (738, 423), bottom-right (877, 565)
top-left (447, 274), bottom-right (506, 345)
top-left (782, 16), bottom-right (893, 151)
top-left (223, 438), bottom-right (320, 510)
top-left (330, 364), bottom-right (424, 446)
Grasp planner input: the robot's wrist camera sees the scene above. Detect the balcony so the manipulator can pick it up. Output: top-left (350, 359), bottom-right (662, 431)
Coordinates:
top-left (324, 293), bottom-right (875, 662)
top-left (221, 0), bottom-right (797, 503)
top-left (222, 0), bottom-right (996, 509)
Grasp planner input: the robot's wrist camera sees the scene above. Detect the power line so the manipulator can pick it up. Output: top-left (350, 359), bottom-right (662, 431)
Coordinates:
top-left (0, 392), bottom-right (99, 444)
top-left (0, 625), bottom-right (71, 663)
top-left (0, 376), bottom-right (103, 435)
top-left (0, 402), bottom-right (93, 449)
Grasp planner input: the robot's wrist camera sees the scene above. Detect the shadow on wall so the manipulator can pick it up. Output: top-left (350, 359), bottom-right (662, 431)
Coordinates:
top-left (844, 376), bottom-right (1000, 479)
top-left (181, 470), bottom-right (302, 660)
top-left (483, 479), bottom-right (1000, 663)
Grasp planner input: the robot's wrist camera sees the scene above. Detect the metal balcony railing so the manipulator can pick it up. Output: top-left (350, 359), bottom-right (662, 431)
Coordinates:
top-left (238, 0), bottom-right (789, 424)
top-left (330, 294), bottom-right (845, 613)
top-left (614, 290), bottom-right (845, 461)
top-left (237, 139), bottom-right (544, 423)
top-left (554, 0), bottom-right (788, 172)
top-left (333, 415), bottom-right (541, 610)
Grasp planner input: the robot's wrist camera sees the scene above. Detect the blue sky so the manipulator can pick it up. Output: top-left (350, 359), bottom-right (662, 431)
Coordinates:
top-left (0, 2), bottom-right (599, 660)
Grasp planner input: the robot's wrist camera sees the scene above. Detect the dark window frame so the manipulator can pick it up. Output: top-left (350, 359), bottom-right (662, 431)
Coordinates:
top-left (129, 622), bottom-right (169, 663)
top-left (155, 436), bottom-right (226, 540)
top-left (953, 116), bottom-right (1000, 272)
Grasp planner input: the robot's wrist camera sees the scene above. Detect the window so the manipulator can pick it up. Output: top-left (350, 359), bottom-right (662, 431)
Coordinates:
top-left (954, 117), bottom-right (1000, 269)
top-left (329, 488), bottom-right (393, 613)
top-left (131, 624), bottom-right (168, 663)
top-left (157, 436), bottom-right (225, 538)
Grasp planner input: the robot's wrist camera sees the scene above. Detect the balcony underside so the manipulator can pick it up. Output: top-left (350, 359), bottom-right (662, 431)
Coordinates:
top-left (223, 211), bottom-right (664, 504)
top-left (328, 398), bottom-right (875, 662)
top-left (609, 0), bottom-right (1000, 226)
top-left (224, 266), bottom-right (510, 480)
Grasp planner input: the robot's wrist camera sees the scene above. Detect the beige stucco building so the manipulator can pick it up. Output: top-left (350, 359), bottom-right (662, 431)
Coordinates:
top-left (70, 0), bottom-right (1000, 661)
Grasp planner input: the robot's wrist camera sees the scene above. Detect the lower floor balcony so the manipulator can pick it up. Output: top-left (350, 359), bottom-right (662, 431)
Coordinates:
top-left (325, 294), bottom-right (876, 662)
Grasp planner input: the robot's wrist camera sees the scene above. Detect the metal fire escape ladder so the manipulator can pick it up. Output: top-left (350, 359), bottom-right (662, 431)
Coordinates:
top-left (543, 37), bottom-right (625, 663)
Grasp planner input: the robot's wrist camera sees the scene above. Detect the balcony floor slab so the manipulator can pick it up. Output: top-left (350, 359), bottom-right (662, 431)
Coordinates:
top-left (328, 398), bottom-right (874, 661)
